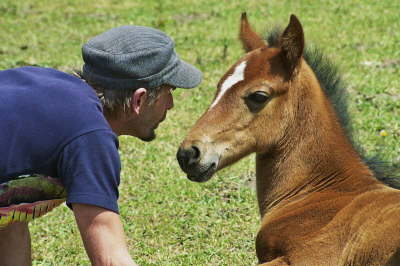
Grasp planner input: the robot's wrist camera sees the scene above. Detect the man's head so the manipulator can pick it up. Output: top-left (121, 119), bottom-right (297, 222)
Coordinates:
top-left (80, 25), bottom-right (202, 141)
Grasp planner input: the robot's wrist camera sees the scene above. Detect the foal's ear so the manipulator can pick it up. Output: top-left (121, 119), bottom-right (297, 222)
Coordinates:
top-left (239, 12), bottom-right (266, 52)
top-left (280, 15), bottom-right (304, 75)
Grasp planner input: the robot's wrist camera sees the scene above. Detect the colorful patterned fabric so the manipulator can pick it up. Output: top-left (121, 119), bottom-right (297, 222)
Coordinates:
top-left (0, 175), bottom-right (66, 229)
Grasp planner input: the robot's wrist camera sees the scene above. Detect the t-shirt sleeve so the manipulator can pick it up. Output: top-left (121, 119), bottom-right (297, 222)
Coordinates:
top-left (58, 130), bottom-right (121, 213)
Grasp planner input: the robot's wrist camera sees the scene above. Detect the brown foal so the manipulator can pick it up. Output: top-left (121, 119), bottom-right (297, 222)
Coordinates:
top-left (177, 13), bottom-right (400, 265)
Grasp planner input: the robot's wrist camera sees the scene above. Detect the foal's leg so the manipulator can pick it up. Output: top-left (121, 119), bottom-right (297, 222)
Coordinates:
top-left (0, 222), bottom-right (32, 266)
top-left (259, 257), bottom-right (289, 265)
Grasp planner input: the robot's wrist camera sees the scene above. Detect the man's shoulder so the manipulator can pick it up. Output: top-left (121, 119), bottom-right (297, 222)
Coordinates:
top-left (1, 66), bottom-right (101, 114)
top-left (0, 66), bottom-right (89, 91)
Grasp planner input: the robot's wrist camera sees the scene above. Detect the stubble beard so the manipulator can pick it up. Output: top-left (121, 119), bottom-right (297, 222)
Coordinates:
top-left (140, 129), bottom-right (156, 142)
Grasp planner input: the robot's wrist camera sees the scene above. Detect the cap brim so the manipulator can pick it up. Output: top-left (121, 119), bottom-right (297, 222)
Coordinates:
top-left (165, 60), bottom-right (202, 89)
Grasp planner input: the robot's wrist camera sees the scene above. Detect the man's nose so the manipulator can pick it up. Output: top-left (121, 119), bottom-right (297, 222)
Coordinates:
top-left (168, 93), bottom-right (174, 110)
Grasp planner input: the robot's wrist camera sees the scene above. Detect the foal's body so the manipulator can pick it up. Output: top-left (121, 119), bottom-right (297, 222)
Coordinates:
top-left (177, 13), bottom-right (400, 265)
top-left (254, 62), bottom-right (400, 264)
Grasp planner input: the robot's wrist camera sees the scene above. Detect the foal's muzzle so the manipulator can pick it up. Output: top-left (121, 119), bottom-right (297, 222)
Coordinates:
top-left (176, 146), bottom-right (200, 170)
top-left (176, 145), bottom-right (218, 182)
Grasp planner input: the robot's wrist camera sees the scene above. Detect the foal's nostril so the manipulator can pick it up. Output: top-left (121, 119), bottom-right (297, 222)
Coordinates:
top-left (191, 146), bottom-right (200, 160)
top-left (176, 146), bottom-right (201, 170)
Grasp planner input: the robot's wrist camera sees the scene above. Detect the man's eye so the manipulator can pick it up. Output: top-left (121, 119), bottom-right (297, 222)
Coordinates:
top-left (167, 87), bottom-right (176, 94)
top-left (247, 91), bottom-right (269, 103)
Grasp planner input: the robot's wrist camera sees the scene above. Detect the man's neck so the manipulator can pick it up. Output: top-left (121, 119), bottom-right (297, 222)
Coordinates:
top-left (104, 114), bottom-right (123, 136)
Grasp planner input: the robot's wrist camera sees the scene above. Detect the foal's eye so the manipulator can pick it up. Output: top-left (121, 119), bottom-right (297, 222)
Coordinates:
top-left (248, 91), bottom-right (269, 103)
top-left (245, 91), bottom-right (270, 113)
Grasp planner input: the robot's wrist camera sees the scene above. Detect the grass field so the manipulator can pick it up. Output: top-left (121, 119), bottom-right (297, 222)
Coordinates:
top-left (1, 0), bottom-right (399, 265)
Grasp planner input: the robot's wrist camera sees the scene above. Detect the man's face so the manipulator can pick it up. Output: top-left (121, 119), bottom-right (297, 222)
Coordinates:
top-left (136, 85), bottom-right (175, 141)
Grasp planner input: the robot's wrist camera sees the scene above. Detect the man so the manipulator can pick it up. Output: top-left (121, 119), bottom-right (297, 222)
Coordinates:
top-left (0, 25), bottom-right (202, 265)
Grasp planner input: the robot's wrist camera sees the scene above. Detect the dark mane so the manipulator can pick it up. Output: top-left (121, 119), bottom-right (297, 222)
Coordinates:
top-left (265, 28), bottom-right (400, 189)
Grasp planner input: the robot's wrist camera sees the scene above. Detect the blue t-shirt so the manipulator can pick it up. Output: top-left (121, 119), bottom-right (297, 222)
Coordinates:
top-left (0, 66), bottom-right (120, 213)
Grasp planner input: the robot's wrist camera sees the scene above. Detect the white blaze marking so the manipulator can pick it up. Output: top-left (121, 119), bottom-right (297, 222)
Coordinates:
top-left (210, 61), bottom-right (247, 108)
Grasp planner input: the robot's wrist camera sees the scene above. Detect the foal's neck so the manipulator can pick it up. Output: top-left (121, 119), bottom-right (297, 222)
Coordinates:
top-left (255, 77), bottom-right (376, 217)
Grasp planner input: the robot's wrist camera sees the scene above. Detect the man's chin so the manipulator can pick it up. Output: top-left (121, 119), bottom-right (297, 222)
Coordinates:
top-left (139, 131), bottom-right (156, 142)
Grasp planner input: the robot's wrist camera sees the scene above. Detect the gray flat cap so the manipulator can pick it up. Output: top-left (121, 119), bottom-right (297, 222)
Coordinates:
top-left (82, 25), bottom-right (202, 90)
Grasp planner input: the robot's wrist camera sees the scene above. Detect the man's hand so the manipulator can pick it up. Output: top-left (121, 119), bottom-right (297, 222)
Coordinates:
top-left (72, 203), bottom-right (138, 266)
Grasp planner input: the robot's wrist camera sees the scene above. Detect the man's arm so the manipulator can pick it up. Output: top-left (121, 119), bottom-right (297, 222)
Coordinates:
top-left (72, 203), bottom-right (137, 266)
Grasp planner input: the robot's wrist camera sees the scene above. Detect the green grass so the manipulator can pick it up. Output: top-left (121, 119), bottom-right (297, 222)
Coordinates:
top-left (1, 0), bottom-right (399, 265)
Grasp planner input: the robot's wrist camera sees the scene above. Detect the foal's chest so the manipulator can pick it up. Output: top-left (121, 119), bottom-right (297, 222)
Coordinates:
top-left (255, 212), bottom-right (343, 265)
top-left (255, 194), bottom-right (351, 264)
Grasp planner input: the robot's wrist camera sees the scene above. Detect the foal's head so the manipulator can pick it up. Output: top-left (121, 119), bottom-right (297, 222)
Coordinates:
top-left (177, 14), bottom-right (326, 182)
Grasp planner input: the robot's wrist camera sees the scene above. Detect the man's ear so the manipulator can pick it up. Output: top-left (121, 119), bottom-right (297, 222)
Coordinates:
top-left (131, 88), bottom-right (148, 115)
